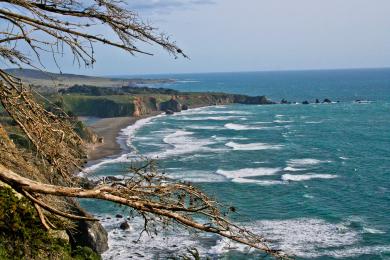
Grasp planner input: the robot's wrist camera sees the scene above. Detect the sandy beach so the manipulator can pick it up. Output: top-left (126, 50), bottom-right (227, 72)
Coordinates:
top-left (84, 112), bottom-right (162, 162)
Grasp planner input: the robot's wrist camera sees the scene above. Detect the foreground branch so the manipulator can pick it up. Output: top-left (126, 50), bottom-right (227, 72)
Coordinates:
top-left (0, 164), bottom-right (290, 259)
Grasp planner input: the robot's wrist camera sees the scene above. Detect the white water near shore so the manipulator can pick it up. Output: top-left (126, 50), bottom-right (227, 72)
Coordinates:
top-left (82, 102), bottom-right (390, 259)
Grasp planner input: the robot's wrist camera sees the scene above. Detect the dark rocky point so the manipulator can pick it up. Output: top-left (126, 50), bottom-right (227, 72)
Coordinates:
top-left (160, 98), bottom-right (182, 112)
top-left (323, 98), bottom-right (332, 103)
top-left (116, 214), bottom-right (123, 218)
top-left (234, 95), bottom-right (274, 105)
top-left (181, 104), bottom-right (189, 110)
top-left (165, 109), bottom-right (174, 115)
top-left (302, 100), bottom-right (310, 104)
top-left (315, 99), bottom-right (320, 103)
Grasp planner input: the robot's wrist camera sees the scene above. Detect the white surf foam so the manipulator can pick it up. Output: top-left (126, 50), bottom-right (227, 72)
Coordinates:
top-left (274, 120), bottom-right (294, 123)
top-left (100, 214), bottom-right (386, 259)
top-left (287, 158), bottom-right (331, 168)
top-left (216, 167), bottom-right (281, 179)
top-left (177, 116), bottom-right (242, 121)
top-left (252, 121), bottom-right (274, 124)
top-left (100, 216), bottom-right (207, 260)
top-left (283, 166), bottom-right (306, 172)
top-left (282, 173), bottom-right (338, 182)
top-left (303, 194), bottom-right (314, 199)
top-left (80, 152), bottom-right (136, 175)
top-left (224, 123), bottom-right (276, 131)
top-left (232, 178), bottom-right (285, 185)
top-left (120, 114), bottom-right (164, 148)
top-left (242, 218), bottom-right (359, 258)
top-left (146, 130), bottom-right (217, 159)
top-left (187, 125), bottom-right (224, 130)
top-left (362, 227), bottom-right (386, 234)
top-left (212, 136), bottom-right (249, 142)
top-left (226, 141), bottom-right (284, 151)
top-left (167, 170), bottom-right (225, 183)
top-left (181, 110), bottom-right (251, 115)
top-left (81, 114), bottom-right (164, 174)
top-left (319, 245), bottom-right (390, 259)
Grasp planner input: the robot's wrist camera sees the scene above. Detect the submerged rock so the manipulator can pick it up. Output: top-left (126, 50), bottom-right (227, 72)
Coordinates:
top-left (119, 221), bottom-right (130, 230)
top-left (165, 109), bottom-right (174, 115)
top-left (116, 214), bottom-right (123, 218)
top-left (302, 100), bottom-right (310, 105)
top-left (323, 98), bottom-right (332, 103)
top-left (315, 99), bottom-right (320, 104)
top-left (181, 104), bottom-right (189, 110)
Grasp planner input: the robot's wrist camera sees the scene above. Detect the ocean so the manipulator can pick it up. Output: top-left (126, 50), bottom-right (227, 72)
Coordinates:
top-left (81, 68), bottom-right (390, 259)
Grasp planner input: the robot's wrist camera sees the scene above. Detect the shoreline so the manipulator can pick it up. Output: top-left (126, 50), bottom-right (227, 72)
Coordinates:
top-left (84, 112), bottom-right (162, 163)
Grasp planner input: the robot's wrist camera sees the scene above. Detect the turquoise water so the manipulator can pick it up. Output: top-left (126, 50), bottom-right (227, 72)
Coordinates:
top-left (82, 69), bottom-right (390, 259)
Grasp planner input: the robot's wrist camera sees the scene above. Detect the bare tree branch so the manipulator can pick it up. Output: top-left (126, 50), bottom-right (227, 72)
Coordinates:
top-left (0, 1), bottom-right (290, 259)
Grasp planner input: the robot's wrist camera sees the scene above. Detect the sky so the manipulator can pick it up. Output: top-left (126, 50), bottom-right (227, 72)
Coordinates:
top-left (8, 0), bottom-right (390, 75)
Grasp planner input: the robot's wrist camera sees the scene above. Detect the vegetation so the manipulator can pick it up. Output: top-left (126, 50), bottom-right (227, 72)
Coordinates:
top-left (60, 85), bottom-right (180, 96)
top-left (0, 1), bottom-right (287, 259)
top-left (0, 186), bottom-right (100, 260)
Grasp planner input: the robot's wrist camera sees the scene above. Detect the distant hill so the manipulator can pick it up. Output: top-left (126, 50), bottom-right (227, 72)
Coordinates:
top-left (4, 69), bottom-right (174, 92)
top-left (5, 68), bottom-right (97, 80)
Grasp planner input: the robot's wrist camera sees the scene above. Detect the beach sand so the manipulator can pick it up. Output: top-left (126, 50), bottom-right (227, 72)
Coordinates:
top-left (84, 113), bottom-right (162, 162)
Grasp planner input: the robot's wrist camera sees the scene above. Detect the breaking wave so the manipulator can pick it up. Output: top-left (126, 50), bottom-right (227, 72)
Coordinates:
top-left (225, 141), bottom-right (284, 151)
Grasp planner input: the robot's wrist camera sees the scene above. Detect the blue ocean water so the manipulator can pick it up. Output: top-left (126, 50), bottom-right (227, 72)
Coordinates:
top-left (82, 69), bottom-right (390, 259)
top-left (137, 68), bottom-right (390, 102)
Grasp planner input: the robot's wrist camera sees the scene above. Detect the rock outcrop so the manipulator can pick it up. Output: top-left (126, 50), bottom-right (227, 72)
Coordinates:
top-left (233, 95), bottom-right (274, 105)
top-left (159, 98), bottom-right (182, 112)
top-left (119, 221), bottom-right (130, 230)
top-left (68, 205), bottom-right (109, 254)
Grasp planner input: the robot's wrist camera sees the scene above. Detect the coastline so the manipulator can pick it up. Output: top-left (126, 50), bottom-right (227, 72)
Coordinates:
top-left (84, 112), bottom-right (162, 162)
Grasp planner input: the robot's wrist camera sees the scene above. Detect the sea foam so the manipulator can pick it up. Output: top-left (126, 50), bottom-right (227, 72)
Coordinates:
top-left (146, 130), bottom-right (217, 159)
top-left (216, 167), bottom-right (281, 179)
top-left (226, 141), bottom-right (283, 151)
top-left (282, 173), bottom-right (338, 181)
top-left (224, 123), bottom-right (275, 131)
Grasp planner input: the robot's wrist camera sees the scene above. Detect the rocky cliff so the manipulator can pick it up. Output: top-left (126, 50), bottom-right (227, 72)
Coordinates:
top-left (59, 92), bottom-right (273, 118)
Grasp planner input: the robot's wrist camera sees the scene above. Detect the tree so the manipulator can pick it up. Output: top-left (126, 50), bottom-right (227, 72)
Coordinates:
top-left (0, 1), bottom-right (289, 259)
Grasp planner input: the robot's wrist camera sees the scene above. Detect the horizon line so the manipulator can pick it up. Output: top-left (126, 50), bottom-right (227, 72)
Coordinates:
top-left (105, 66), bottom-right (390, 78)
top-left (5, 66), bottom-right (390, 78)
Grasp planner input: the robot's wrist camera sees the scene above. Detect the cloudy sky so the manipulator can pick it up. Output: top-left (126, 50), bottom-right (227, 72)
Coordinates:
top-left (27, 0), bottom-right (390, 75)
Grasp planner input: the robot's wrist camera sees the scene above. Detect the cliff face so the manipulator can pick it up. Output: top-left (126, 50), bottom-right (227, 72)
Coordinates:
top-left (59, 93), bottom-right (273, 118)
top-left (133, 96), bottom-right (158, 117)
